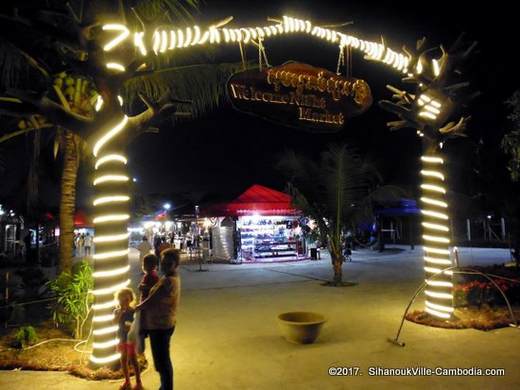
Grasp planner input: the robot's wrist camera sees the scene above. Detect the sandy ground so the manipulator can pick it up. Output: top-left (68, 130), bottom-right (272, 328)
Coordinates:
top-left (1, 245), bottom-right (518, 389)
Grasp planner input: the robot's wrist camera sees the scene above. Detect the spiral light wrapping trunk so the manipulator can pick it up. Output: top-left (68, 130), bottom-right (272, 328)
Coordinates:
top-left (420, 153), bottom-right (454, 319)
top-left (89, 110), bottom-right (131, 365)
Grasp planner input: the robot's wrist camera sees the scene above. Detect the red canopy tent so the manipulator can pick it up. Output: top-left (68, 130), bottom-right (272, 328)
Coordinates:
top-left (204, 184), bottom-right (300, 217)
top-left (74, 210), bottom-right (92, 228)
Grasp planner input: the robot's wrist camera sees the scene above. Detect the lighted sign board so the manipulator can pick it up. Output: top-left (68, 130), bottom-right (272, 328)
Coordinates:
top-left (227, 62), bottom-right (372, 131)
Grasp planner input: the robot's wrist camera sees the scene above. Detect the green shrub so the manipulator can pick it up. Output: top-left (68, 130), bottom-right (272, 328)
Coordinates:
top-left (46, 261), bottom-right (93, 338)
top-left (13, 325), bottom-right (38, 348)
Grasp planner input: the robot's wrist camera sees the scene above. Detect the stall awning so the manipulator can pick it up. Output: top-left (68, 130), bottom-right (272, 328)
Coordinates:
top-left (74, 210), bottom-right (92, 227)
top-left (203, 184), bottom-right (300, 217)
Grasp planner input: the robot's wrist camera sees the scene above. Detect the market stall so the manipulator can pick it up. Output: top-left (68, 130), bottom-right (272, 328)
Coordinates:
top-left (203, 184), bottom-right (306, 263)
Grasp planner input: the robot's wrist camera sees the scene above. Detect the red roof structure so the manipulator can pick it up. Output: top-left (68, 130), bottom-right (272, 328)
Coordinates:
top-left (74, 210), bottom-right (92, 227)
top-left (203, 185), bottom-right (300, 217)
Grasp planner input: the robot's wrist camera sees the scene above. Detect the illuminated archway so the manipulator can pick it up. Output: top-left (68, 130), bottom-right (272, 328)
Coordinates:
top-left (91, 15), bottom-right (473, 365)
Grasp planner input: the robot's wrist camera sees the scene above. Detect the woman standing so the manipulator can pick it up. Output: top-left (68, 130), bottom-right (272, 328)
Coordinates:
top-left (136, 249), bottom-right (181, 390)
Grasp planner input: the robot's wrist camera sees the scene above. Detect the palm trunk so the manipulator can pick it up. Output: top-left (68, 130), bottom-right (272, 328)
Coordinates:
top-left (420, 140), bottom-right (454, 319)
top-left (58, 130), bottom-right (78, 274)
top-left (26, 129), bottom-right (40, 215)
top-left (26, 130), bottom-right (41, 265)
top-left (332, 253), bottom-right (343, 284)
top-left (90, 98), bottom-right (131, 367)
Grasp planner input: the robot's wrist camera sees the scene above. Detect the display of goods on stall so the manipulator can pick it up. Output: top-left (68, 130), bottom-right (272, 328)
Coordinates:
top-left (239, 217), bottom-right (299, 261)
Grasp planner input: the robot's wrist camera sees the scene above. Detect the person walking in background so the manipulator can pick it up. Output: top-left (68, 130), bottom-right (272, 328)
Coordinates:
top-left (114, 288), bottom-right (143, 390)
top-left (137, 236), bottom-right (153, 262)
top-left (77, 233), bottom-right (85, 257)
top-left (154, 234), bottom-right (162, 257)
top-left (158, 236), bottom-right (171, 256)
top-left (23, 231), bottom-right (33, 264)
top-left (84, 232), bottom-right (92, 257)
top-left (136, 249), bottom-right (181, 390)
top-left (72, 233), bottom-right (77, 257)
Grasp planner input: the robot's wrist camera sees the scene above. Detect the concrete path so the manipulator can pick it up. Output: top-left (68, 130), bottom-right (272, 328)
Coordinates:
top-left (1, 246), bottom-right (518, 389)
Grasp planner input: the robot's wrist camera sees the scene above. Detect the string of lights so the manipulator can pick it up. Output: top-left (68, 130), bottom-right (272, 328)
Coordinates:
top-left (105, 16), bottom-right (411, 75)
top-left (420, 155), bottom-right (454, 319)
top-left (87, 14), bottom-right (459, 365)
top-left (89, 26), bottom-right (132, 366)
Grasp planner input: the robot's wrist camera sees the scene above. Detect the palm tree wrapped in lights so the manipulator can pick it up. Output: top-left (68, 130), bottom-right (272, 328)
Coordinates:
top-left (379, 35), bottom-right (479, 319)
top-left (0, 1), bottom-right (239, 366)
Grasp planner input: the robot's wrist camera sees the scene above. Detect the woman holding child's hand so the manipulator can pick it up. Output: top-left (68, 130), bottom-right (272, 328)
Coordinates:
top-left (135, 249), bottom-right (181, 390)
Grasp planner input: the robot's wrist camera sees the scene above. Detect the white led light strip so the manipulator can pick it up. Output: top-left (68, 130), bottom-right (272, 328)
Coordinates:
top-left (420, 184), bottom-right (446, 194)
top-left (93, 249), bottom-right (129, 260)
top-left (93, 265), bottom-right (130, 278)
top-left (106, 62), bottom-right (126, 72)
top-left (92, 299), bottom-right (118, 311)
top-left (92, 279), bottom-right (130, 296)
top-left (426, 280), bottom-right (453, 288)
top-left (93, 175), bottom-right (129, 186)
top-left (95, 95), bottom-right (104, 112)
top-left (90, 352), bottom-right (121, 365)
top-left (90, 51), bottom-right (131, 365)
top-left (422, 221), bottom-right (449, 232)
top-left (423, 234), bottom-right (450, 244)
top-left (102, 24), bottom-right (130, 51)
top-left (93, 314), bottom-right (115, 323)
top-left (94, 154), bottom-right (127, 170)
top-left (425, 290), bottom-right (453, 299)
top-left (424, 256), bottom-right (451, 265)
top-left (421, 155), bottom-right (454, 320)
top-left (93, 233), bottom-right (130, 243)
top-left (136, 16), bottom-right (410, 74)
top-left (420, 170), bottom-right (445, 181)
top-left (93, 214), bottom-right (130, 224)
top-left (93, 115), bottom-right (129, 157)
top-left (425, 300), bottom-right (454, 313)
top-left (421, 209), bottom-right (448, 220)
top-left (93, 338), bottom-right (120, 349)
top-left (93, 325), bottom-right (119, 336)
top-left (93, 195), bottom-right (130, 206)
top-left (424, 266), bottom-right (453, 275)
top-left (423, 246), bottom-right (451, 255)
top-left (425, 307), bottom-right (451, 319)
top-left (421, 197), bottom-right (448, 208)
top-left (421, 156), bottom-right (444, 164)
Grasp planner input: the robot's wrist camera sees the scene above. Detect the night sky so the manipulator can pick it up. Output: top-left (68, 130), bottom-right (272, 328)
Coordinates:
top-left (1, 1), bottom-right (517, 214)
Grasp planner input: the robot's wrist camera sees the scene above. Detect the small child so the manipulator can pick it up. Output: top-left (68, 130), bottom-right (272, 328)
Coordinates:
top-left (137, 254), bottom-right (160, 353)
top-left (139, 254), bottom-right (160, 300)
top-left (114, 288), bottom-right (142, 390)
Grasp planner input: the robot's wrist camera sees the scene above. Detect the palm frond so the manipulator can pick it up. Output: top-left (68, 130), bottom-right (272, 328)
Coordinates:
top-left (0, 41), bottom-right (32, 90)
top-left (278, 144), bottom-right (405, 239)
top-left (123, 62), bottom-right (243, 118)
top-left (0, 124), bottom-right (53, 144)
top-left (129, 0), bottom-right (199, 26)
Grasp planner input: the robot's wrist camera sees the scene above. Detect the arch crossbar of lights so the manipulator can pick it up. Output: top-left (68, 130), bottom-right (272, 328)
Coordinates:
top-left (111, 15), bottom-right (411, 75)
top-left (89, 14), bottom-right (454, 366)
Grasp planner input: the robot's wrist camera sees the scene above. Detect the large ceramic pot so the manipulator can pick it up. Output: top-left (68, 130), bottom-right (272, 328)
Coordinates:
top-left (278, 312), bottom-right (326, 344)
